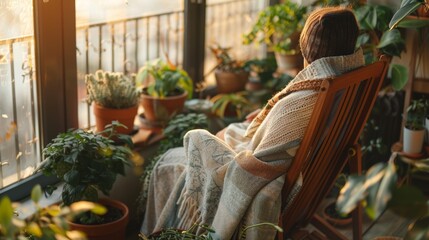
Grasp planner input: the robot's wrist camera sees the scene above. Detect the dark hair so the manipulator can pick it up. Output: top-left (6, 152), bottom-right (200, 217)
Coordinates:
top-left (299, 7), bottom-right (359, 63)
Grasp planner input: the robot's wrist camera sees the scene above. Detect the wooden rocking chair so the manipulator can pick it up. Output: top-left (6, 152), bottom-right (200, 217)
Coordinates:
top-left (278, 57), bottom-right (389, 240)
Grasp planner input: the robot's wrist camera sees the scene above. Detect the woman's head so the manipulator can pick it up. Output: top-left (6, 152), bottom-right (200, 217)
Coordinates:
top-left (299, 7), bottom-right (359, 64)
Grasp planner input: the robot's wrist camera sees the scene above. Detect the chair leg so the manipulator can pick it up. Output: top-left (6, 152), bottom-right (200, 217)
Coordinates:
top-left (349, 144), bottom-right (363, 240)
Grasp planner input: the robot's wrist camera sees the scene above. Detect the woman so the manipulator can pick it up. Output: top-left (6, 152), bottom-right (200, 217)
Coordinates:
top-left (141, 7), bottom-right (364, 240)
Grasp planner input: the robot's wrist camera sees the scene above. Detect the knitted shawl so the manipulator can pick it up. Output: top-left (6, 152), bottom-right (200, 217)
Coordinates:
top-left (141, 49), bottom-right (364, 239)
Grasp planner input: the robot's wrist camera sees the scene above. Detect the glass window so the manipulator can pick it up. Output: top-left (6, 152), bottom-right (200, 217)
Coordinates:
top-left (204, 0), bottom-right (268, 85)
top-left (0, 0), bottom-right (40, 188)
top-left (75, 0), bottom-right (184, 129)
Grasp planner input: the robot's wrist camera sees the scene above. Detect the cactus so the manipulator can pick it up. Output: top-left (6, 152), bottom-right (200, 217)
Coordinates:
top-left (85, 70), bottom-right (140, 109)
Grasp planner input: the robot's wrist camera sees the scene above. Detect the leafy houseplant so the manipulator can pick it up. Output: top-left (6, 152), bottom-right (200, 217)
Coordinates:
top-left (0, 185), bottom-right (105, 240)
top-left (209, 45), bottom-right (249, 94)
top-left (403, 99), bottom-right (427, 154)
top-left (242, 2), bottom-right (307, 72)
top-left (354, 4), bottom-right (408, 92)
top-left (86, 70), bottom-right (140, 134)
top-left (136, 59), bottom-right (193, 124)
top-left (139, 222), bottom-right (283, 240)
top-left (37, 123), bottom-right (133, 240)
top-left (337, 153), bottom-right (429, 239)
top-left (210, 92), bottom-right (253, 123)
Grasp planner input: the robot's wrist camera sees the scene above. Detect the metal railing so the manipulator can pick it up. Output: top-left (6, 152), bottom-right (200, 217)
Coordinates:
top-left (76, 10), bottom-right (185, 129)
top-left (0, 36), bottom-right (40, 188)
top-left (77, 0), bottom-right (266, 128)
top-left (204, 0), bottom-right (267, 83)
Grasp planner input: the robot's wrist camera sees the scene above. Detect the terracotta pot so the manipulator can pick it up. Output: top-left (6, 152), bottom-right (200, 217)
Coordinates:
top-left (275, 52), bottom-right (303, 74)
top-left (93, 104), bottom-right (138, 135)
top-left (215, 70), bottom-right (249, 93)
top-left (69, 198), bottom-right (129, 240)
top-left (322, 202), bottom-right (352, 227)
top-left (417, 1), bottom-right (429, 17)
top-left (140, 89), bottom-right (188, 125)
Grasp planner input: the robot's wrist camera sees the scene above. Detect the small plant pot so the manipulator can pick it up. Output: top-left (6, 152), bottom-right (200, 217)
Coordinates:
top-left (140, 89), bottom-right (188, 125)
top-left (417, 0), bottom-right (429, 17)
top-left (322, 202), bottom-right (352, 227)
top-left (215, 70), bottom-right (249, 93)
top-left (274, 52), bottom-right (303, 73)
top-left (403, 127), bottom-right (425, 155)
top-left (93, 104), bottom-right (138, 135)
top-left (68, 198), bottom-right (129, 240)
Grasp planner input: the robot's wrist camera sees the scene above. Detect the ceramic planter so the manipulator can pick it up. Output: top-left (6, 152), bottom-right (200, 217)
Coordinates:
top-left (403, 127), bottom-right (425, 154)
top-left (274, 52), bottom-right (303, 74)
top-left (214, 70), bottom-right (249, 94)
top-left (93, 104), bottom-right (138, 134)
top-left (68, 198), bottom-right (129, 240)
top-left (140, 89), bottom-right (188, 125)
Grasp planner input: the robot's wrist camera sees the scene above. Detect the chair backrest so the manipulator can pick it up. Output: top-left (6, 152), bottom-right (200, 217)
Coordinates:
top-left (279, 58), bottom-right (389, 235)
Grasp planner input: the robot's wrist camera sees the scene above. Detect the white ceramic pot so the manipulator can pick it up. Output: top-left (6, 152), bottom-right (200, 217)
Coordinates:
top-left (425, 118), bottom-right (429, 143)
top-left (403, 127), bottom-right (425, 154)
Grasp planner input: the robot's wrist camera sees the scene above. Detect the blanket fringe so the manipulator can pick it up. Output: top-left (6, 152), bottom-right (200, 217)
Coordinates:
top-left (176, 187), bottom-right (202, 230)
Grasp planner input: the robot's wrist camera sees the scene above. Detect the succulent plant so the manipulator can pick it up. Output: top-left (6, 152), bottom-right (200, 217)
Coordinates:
top-left (85, 70), bottom-right (140, 109)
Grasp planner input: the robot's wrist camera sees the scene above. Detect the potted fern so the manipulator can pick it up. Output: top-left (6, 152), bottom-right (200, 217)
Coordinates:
top-left (86, 70), bottom-right (140, 134)
top-left (37, 123), bottom-right (133, 240)
top-left (136, 59), bottom-right (193, 125)
top-left (242, 2), bottom-right (307, 73)
top-left (209, 45), bottom-right (249, 94)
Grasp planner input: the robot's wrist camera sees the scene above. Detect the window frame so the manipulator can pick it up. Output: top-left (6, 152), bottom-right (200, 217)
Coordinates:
top-left (0, 0), bottom-right (77, 201)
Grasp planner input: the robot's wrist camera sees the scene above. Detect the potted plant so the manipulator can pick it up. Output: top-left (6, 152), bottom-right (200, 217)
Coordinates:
top-left (208, 45), bottom-right (249, 94)
top-left (244, 57), bottom-right (277, 91)
top-left (210, 91), bottom-right (253, 124)
top-left (86, 70), bottom-right (140, 134)
top-left (0, 184), bottom-right (106, 240)
top-left (337, 153), bottom-right (429, 239)
top-left (403, 99), bottom-right (426, 155)
top-left (242, 2), bottom-right (307, 73)
top-left (37, 123), bottom-right (133, 240)
top-left (136, 59), bottom-right (193, 125)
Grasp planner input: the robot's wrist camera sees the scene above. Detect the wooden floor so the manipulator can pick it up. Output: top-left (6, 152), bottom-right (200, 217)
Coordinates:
top-left (312, 198), bottom-right (412, 240)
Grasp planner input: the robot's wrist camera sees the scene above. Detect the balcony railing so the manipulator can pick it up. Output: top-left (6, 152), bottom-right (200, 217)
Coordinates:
top-left (76, 10), bottom-right (185, 129)
top-left (77, 0), bottom-right (267, 129)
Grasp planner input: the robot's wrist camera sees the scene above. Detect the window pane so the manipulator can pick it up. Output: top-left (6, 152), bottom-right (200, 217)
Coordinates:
top-left (0, 0), bottom-right (40, 188)
top-left (76, 0), bottom-right (184, 129)
top-left (205, 0), bottom-right (268, 84)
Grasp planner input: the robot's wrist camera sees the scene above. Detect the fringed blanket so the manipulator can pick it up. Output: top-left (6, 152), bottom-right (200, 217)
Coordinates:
top-left (141, 49), bottom-right (364, 239)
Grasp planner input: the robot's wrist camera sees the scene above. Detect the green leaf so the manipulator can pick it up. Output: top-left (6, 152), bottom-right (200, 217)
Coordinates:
top-left (31, 184), bottom-right (42, 204)
top-left (336, 175), bottom-right (366, 215)
top-left (390, 64), bottom-right (408, 91)
top-left (389, 1), bottom-right (423, 29)
top-left (366, 161), bottom-right (397, 219)
top-left (397, 17), bottom-right (429, 28)
top-left (64, 169), bottom-right (80, 185)
top-left (0, 197), bottom-right (13, 228)
top-left (405, 215), bottom-right (429, 240)
top-left (377, 29), bottom-right (403, 49)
